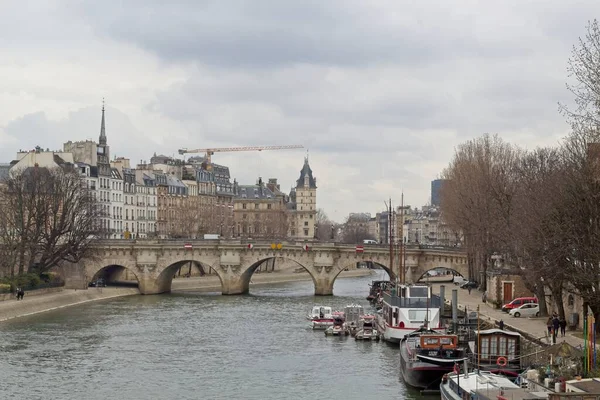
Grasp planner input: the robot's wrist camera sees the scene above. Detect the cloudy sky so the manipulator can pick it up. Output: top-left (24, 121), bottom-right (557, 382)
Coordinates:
top-left (0, 1), bottom-right (597, 221)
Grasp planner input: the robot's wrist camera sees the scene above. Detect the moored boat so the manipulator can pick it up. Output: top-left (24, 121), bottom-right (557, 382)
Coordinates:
top-left (344, 304), bottom-right (364, 336)
top-left (325, 313), bottom-right (350, 336)
top-left (375, 284), bottom-right (443, 343)
top-left (471, 329), bottom-right (522, 377)
top-left (367, 280), bottom-right (393, 303)
top-left (439, 367), bottom-right (543, 400)
top-left (399, 327), bottom-right (467, 389)
top-left (307, 306), bottom-right (334, 330)
top-left (355, 315), bottom-right (379, 341)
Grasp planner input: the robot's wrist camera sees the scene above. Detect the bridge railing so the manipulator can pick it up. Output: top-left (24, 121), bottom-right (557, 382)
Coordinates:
top-left (89, 239), bottom-right (465, 253)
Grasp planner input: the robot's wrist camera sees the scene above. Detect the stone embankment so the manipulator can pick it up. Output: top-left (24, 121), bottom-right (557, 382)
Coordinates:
top-left (0, 269), bottom-right (374, 322)
top-left (0, 287), bottom-right (140, 322)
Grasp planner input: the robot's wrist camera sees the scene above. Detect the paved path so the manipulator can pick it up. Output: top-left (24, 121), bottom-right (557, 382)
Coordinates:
top-left (430, 283), bottom-right (586, 348)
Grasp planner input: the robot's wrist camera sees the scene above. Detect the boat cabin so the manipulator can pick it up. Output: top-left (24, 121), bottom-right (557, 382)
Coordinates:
top-left (344, 305), bottom-right (364, 324)
top-left (381, 284), bottom-right (442, 330)
top-left (309, 306), bottom-right (333, 319)
top-left (362, 315), bottom-right (375, 328)
top-left (473, 329), bottom-right (521, 374)
top-left (419, 335), bottom-right (458, 350)
top-left (367, 280), bottom-right (393, 300)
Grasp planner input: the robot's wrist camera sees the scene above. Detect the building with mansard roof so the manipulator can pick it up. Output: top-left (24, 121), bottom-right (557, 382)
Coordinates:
top-left (232, 177), bottom-right (287, 239)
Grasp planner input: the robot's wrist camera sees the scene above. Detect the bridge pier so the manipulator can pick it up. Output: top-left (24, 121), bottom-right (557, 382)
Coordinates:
top-left (221, 276), bottom-right (248, 295)
top-left (138, 275), bottom-right (163, 295)
top-left (314, 279), bottom-right (334, 296)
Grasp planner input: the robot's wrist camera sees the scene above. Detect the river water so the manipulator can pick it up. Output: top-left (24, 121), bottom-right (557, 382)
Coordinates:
top-left (0, 274), bottom-right (437, 400)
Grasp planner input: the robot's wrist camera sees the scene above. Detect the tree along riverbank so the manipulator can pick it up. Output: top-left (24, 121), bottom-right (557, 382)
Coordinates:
top-left (0, 269), bottom-right (375, 322)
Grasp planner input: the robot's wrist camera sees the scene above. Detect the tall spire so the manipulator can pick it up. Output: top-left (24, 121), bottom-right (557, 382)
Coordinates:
top-left (99, 98), bottom-right (107, 145)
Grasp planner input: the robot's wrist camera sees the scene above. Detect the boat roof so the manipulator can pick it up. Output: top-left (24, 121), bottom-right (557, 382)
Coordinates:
top-left (472, 388), bottom-right (547, 400)
top-left (476, 329), bottom-right (521, 337)
top-left (449, 371), bottom-right (519, 393)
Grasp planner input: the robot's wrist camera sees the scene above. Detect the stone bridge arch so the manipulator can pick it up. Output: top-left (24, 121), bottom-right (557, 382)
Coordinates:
top-left (416, 267), bottom-right (464, 283)
top-left (407, 252), bottom-right (469, 283)
top-left (153, 252), bottom-right (221, 294)
top-left (84, 250), bottom-right (140, 287)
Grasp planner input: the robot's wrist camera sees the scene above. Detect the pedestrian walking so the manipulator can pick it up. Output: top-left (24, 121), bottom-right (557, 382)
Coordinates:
top-left (559, 317), bottom-right (567, 337)
top-left (498, 319), bottom-right (504, 330)
top-left (546, 317), bottom-right (553, 335)
top-left (468, 286), bottom-right (472, 295)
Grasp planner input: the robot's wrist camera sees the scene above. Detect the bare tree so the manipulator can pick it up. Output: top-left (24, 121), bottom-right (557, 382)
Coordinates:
top-left (440, 134), bottom-right (521, 286)
top-left (341, 214), bottom-right (374, 244)
top-left (315, 208), bottom-right (334, 241)
top-left (0, 166), bottom-right (105, 276)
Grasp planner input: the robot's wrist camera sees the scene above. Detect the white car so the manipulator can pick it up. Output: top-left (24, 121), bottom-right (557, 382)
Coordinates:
top-left (508, 303), bottom-right (540, 318)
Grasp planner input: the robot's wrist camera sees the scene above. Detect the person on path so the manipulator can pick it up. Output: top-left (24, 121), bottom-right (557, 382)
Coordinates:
top-left (559, 317), bottom-right (567, 337)
top-left (482, 291), bottom-right (487, 303)
top-left (498, 319), bottom-right (504, 330)
top-left (468, 286), bottom-right (472, 295)
top-left (552, 316), bottom-right (560, 343)
top-left (547, 317), bottom-right (553, 335)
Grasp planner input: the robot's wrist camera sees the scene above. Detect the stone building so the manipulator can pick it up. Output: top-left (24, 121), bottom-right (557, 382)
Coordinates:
top-left (402, 206), bottom-right (461, 247)
top-left (287, 157), bottom-right (317, 240)
top-left (233, 177), bottom-right (287, 239)
top-left (109, 167), bottom-right (123, 238)
top-left (134, 170), bottom-right (157, 238)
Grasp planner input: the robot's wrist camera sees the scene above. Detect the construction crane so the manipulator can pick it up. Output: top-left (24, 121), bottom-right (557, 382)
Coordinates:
top-left (178, 145), bottom-right (304, 170)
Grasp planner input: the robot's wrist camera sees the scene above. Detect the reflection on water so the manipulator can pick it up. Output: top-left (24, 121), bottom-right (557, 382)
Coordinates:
top-left (0, 275), bottom-right (435, 400)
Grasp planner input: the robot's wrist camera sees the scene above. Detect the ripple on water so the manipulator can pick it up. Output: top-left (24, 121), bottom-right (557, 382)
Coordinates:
top-left (0, 275), bottom-right (434, 400)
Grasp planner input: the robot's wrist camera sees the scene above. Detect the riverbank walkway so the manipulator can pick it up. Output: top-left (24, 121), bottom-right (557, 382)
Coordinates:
top-left (430, 283), bottom-right (587, 349)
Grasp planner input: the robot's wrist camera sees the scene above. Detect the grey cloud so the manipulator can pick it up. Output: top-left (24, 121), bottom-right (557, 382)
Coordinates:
top-left (71, 0), bottom-right (537, 69)
top-left (1, 107), bottom-right (153, 164)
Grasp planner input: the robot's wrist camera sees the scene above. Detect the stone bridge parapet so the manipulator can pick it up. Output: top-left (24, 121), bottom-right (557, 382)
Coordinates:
top-left (76, 240), bottom-right (468, 296)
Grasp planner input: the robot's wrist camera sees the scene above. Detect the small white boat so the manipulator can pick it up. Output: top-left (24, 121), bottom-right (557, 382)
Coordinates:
top-left (355, 315), bottom-right (379, 341)
top-left (307, 306), bottom-right (334, 330)
top-left (325, 313), bottom-right (350, 336)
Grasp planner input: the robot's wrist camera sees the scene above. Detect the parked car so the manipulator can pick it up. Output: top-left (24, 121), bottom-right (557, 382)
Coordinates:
top-left (460, 281), bottom-right (478, 290)
top-left (88, 278), bottom-right (106, 288)
top-left (508, 303), bottom-right (540, 318)
top-left (501, 297), bottom-right (538, 312)
top-left (453, 276), bottom-right (467, 286)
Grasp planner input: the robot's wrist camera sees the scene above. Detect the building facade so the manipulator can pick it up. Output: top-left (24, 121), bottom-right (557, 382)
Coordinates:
top-left (233, 178), bottom-right (287, 239)
top-left (287, 158), bottom-right (317, 240)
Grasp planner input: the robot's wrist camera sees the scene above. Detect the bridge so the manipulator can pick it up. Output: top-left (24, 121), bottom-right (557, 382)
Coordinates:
top-left (69, 240), bottom-right (468, 296)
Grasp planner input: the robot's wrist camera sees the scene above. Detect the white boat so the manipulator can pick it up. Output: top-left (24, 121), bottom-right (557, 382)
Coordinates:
top-left (440, 364), bottom-right (543, 400)
top-left (325, 313), bottom-right (350, 336)
top-left (343, 304), bottom-right (364, 336)
top-left (355, 315), bottom-right (379, 341)
top-left (307, 306), bottom-right (334, 330)
top-left (375, 283), bottom-right (443, 343)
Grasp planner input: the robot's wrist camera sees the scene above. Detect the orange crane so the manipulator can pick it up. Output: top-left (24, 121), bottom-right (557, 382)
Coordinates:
top-left (178, 145), bottom-right (304, 170)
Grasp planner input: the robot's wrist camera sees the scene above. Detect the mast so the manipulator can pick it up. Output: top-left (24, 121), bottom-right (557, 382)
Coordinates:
top-left (388, 198), bottom-right (395, 287)
top-left (400, 192), bottom-right (405, 284)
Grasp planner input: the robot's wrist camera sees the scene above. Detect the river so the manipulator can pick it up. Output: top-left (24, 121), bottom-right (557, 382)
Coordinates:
top-left (0, 274), bottom-right (438, 400)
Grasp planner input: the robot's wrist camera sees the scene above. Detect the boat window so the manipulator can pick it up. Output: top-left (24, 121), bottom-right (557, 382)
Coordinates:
top-left (440, 337), bottom-right (453, 345)
top-left (490, 337), bottom-right (498, 356)
top-left (507, 338), bottom-right (516, 358)
top-left (408, 310), bottom-right (431, 322)
top-left (424, 337), bottom-right (439, 345)
top-left (481, 337), bottom-right (489, 359)
top-left (409, 287), bottom-right (428, 298)
top-left (499, 336), bottom-right (507, 357)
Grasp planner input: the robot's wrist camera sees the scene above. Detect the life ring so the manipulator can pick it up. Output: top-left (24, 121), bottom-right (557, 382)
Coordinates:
top-left (496, 356), bottom-right (508, 367)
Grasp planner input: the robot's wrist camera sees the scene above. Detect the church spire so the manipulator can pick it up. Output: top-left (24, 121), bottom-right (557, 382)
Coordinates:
top-left (99, 98), bottom-right (107, 145)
